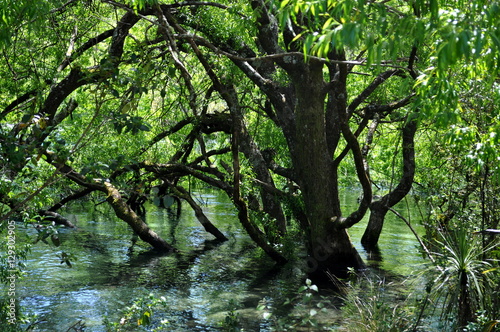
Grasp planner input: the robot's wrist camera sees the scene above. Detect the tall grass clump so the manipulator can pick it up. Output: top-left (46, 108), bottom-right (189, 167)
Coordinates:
top-left (337, 275), bottom-right (421, 332)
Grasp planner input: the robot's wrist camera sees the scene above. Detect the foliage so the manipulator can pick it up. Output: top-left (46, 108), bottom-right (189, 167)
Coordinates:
top-left (0, 0), bottom-right (58, 47)
top-left (218, 299), bottom-right (241, 332)
top-left (464, 311), bottom-right (500, 332)
top-left (278, 0), bottom-right (500, 70)
top-left (104, 293), bottom-right (169, 332)
top-left (424, 227), bottom-right (498, 330)
top-left (0, 0), bottom-right (500, 328)
top-left (256, 278), bottom-right (338, 330)
top-left (339, 276), bottom-right (418, 332)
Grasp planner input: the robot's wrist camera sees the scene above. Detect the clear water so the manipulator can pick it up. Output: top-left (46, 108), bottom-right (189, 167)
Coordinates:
top-left (8, 189), bottom-right (426, 331)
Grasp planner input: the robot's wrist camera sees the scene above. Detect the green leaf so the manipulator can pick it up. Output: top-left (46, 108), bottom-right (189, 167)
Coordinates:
top-left (322, 17), bottom-right (334, 31)
top-left (298, 285), bottom-right (307, 293)
top-left (280, 0), bottom-right (291, 9)
top-left (141, 310), bottom-right (151, 325)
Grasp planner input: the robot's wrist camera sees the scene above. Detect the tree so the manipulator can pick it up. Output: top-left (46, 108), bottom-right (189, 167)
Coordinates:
top-left (1, 0), bottom-right (499, 281)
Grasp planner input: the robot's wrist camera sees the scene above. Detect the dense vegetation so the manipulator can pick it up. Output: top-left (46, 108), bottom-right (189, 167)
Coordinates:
top-left (1, 0), bottom-right (499, 330)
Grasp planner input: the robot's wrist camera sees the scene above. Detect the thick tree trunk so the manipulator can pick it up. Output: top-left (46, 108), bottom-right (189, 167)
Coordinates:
top-left (306, 226), bottom-right (364, 281)
top-left (458, 271), bottom-right (474, 328)
top-left (290, 62), bottom-right (364, 279)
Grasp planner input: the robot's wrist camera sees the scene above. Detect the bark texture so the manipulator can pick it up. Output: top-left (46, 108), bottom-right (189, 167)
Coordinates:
top-left (44, 154), bottom-right (175, 252)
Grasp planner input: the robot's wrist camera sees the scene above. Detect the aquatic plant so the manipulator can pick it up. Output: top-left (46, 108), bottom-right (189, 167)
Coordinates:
top-left (104, 293), bottom-right (169, 332)
top-left (338, 276), bottom-right (417, 332)
top-left (257, 278), bottom-right (338, 331)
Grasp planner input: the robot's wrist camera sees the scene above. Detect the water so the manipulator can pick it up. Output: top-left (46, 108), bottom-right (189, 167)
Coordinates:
top-left (9, 189), bottom-right (426, 331)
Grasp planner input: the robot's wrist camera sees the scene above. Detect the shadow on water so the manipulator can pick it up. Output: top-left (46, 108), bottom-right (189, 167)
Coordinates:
top-left (13, 189), bottom-right (426, 331)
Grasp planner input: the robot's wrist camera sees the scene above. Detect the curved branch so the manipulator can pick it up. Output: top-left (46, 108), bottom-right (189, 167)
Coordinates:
top-left (139, 118), bottom-right (194, 155)
top-left (334, 94), bottom-right (414, 166)
top-left (357, 93), bottom-right (415, 117)
top-left (189, 147), bottom-right (231, 166)
top-left (49, 187), bottom-right (94, 212)
top-left (58, 29), bottom-right (115, 71)
top-left (103, 0), bottom-right (234, 13)
top-left (361, 113), bottom-right (418, 248)
top-left (38, 210), bottom-right (76, 228)
top-left (336, 123), bottom-right (372, 229)
top-left (383, 115), bottom-right (417, 207)
top-left (109, 11), bottom-right (140, 61)
top-left (408, 45), bottom-right (419, 79)
top-left (138, 162), bottom-right (232, 192)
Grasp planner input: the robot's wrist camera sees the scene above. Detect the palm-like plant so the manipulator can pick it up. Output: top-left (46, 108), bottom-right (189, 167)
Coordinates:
top-left (430, 227), bottom-right (494, 329)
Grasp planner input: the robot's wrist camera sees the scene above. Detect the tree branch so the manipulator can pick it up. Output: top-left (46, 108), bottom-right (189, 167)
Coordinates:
top-left (43, 153), bottom-right (176, 252)
top-left (58, 29), bottom-right (115, 71)
top-left (347, 69), bottom-right (403, 117)
top-left (169, 183), bottom-right (228, 241)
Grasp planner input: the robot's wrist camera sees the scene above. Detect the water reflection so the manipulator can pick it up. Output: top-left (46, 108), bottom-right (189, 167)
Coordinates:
top-left (15, 189), bottom-right (425, 331)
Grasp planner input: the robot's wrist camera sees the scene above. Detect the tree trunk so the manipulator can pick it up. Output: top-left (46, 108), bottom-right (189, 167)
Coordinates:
top-left (458, 270), bottom-right (474, 329)
top-left (361, 116), bottom-right (417, 249)
top-left (235, 113), bottom-right (287, 237)
top-left (289, 61), bottom-right (364, 279)
top-left (361, 200), bottom-right (389, 249)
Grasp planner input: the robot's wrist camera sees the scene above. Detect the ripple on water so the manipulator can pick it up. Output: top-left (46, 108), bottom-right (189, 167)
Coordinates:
top-left (16, 190), bottom-right (425, 331)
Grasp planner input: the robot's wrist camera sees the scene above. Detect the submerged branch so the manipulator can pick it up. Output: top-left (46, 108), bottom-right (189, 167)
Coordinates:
top-left (38, 210), bottom-right (76, 228)
top-left (43, 153), bottom-right (176, 252)
top-left (388, 207), bottom-right (438, 266)
top-left (170, 184), bottom-right (228, 241)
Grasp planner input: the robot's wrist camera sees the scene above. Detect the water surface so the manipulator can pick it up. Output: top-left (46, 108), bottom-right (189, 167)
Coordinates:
top-left (12, 189), bottom-right (426, 331)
